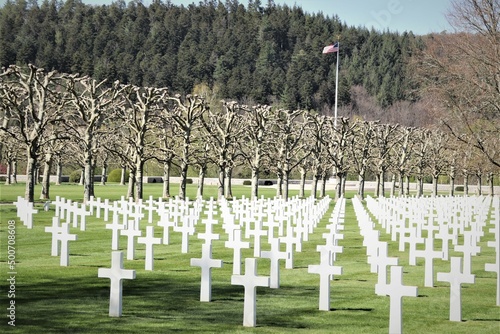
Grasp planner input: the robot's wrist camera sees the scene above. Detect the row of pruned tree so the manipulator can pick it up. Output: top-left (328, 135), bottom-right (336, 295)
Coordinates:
top-left (1, 64), bottom-right (497, 203)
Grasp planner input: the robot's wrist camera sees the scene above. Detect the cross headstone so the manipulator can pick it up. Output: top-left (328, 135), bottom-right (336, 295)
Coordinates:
top-left (45, 216), bottom-right (63, 256)
top-left (225, 227), bottom-right (250, 275)
top-left (231, 258), bottom-right (270, 327)
top-left (375, 266), bottom-right (418, 334)
top-left (198, 213), bottom-right (220, 246)
top-left (261, 238), bottom-right (288, 288)
top-left (435, 223), bottom-right (457, 260)
top-left (370, 242), bottom-right (398, 286)
top-left (137, 225), bottom-right (162, 271)
top-left (414, 237), bottom-right (444, 287)
top-left (105, 213), bottom-right (126, 251)
top-left (437, 257), bottom-right (475, 322)
top-left (174, 210), bottom-right (196, 253)
top-left (454, 231), bottom-right (480, 275)
top-left (58, 222), bottom-right (78, 267)
top-left (157, 203), bottom-right (175, 245)
top-left (247, 218), bottom-right (268, 257)
top-left (281, 223), bottom-right (299, 269)
top-left (142, 195), bottom-right (157, 224)
top-left (484, 219), bottom-right (500, 306)
top-left (98, 251), bottom-right (136, 317)
top-left (120, 220), bottom-right (142, 260)
top-left (190, 243), bottom-right (223, 302)
top-left (308, 248), bottom-right (343, 311)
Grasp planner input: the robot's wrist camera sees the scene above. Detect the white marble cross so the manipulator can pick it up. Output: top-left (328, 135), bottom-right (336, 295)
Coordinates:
top-left (157, 204), bottom-right (175, 245)
top-left (484, 222), bottom-right (500, 306)
top-left (231, 258), bottom-right (270, 327)
top-left (414, 237), bottom-right (444, 287)
top-left (198, 213), bottom-right (220, 246)
top-left (248, 218), bottom-right (268, 257)
top-left (261, 238), bottom-right (288, 288)
top-left (190, 243), bottom-right (223, 302)
top-left (174, 210), bottom-right (196, 253)
top-left (98, 251), bottom-right (136, 317)
top-left (71, 201), bottom-right (90, 231)
top-left (45, 216), bottom-right (63, 256)
top-left (454, 231), bottom-right (480, 275)
top-left (105, 213), bottom-right (126, 251)
top-left (225, 226), bottom-right (250, 275)
top-left (120, 220), bottom-right (142, 260)
top-left (137, 225), bottom-right (162, 271)
top-left (375, 266), bottom-right (418, 334)
top-left (14, 196), bottom-right (38, 229)
top-left (370, 242), bottom-right (398, 286)
top-left (142, 195), bottom-right (157, 224)
top-left (308, 248), bottom-right (343, 311)
top-left (435, 223), bottom-right (457, 260)
top-left (437, 257), bottom-right (475, 322)
top-left (281, 223), bottom-right (299, 269)
top-left (58, 222), bottom-right (78, 267)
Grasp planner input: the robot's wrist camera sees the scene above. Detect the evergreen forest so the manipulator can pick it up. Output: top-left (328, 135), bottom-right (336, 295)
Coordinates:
top-left (0, 0), bottom-right (426, 122)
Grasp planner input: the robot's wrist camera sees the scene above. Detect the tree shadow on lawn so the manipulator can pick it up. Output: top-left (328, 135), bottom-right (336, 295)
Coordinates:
top-left (11, 272), bottom-right (266, 332)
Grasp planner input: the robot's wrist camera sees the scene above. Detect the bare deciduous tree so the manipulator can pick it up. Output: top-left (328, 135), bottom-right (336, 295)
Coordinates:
top-left (0, 65), bottom-right (68, 202)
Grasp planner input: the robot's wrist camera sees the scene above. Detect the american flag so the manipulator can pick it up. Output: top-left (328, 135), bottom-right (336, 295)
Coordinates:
top-left (322, 42), bottom-right (339, 54)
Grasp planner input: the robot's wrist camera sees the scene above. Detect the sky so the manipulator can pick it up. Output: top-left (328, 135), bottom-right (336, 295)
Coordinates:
top-left (75, 0), bottom-right (454, 35)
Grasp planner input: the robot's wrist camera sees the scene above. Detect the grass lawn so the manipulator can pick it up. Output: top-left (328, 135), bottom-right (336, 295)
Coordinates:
top-left (0, 183), bottom-right (498, 333)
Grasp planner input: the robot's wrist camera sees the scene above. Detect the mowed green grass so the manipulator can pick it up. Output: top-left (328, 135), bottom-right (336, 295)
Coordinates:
top-left (0, 183), bottom-right (498, 333)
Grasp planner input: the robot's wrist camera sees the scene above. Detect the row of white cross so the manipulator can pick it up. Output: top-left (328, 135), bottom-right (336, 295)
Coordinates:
top-left (354, 194), bottom-right (499, 334)
top-left (33, 194), bottom-right (336, 325)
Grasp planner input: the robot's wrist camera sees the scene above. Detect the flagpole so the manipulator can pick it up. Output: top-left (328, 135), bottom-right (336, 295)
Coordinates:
top-left (334, 41), bottom-right (339, 128)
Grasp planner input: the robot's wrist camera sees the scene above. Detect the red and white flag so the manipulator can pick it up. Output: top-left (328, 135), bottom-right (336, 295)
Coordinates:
top-left (322, 42), bottom-right (339, 54)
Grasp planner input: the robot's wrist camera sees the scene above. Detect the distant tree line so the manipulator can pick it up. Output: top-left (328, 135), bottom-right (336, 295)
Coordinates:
top-left (0, 0), bottom-right (424, 121)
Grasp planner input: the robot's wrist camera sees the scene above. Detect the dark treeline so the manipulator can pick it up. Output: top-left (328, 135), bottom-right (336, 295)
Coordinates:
top-left (0, 0), bottom-right (424, 117)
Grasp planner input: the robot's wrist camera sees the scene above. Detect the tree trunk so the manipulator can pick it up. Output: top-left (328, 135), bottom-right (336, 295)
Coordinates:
top-left (120, 167), bottom-right (126, 185)
top-left (5, 160), bottom-right (11, 185)
top-left (251, 167), bottom-right (259, 199)
top-left (299, 168), bottom-right (306, 198)
top-left (127, 171), bottom-right (135, 199)
top-left (358, 172), bottom-right (365, 199)
top-left (162, 161), bottom-right (171, 198)
top-left (398, 173), bottom-right (405, 196)
top-left (416, 176), bottom-right (423, 197)
top-left (197, 166), bottom-right (206, 199)
top-left (432, 174), bottom-right (438, 197)
top-left (464, 172), bottom-right (469, 195)
top-left (55, 157), bottom-right (62, 186)
top-left (283, 170), bottom-right (290, 200)
top-left (84, 160), bottom-right (93, 201)
top-left (79, 170), bottom-right (84, 186)
top-left (449, 176), bottom-right (455, 196)
top-left (488, 172), bottom-right (494, 196)
top-left (179, 160), bottom-right (188, 201)
top-left (390, 173), bottom-right (396, 197)
top-left (476, 172), bottom-right (482, 195)
top-left (341, 172), bottom-right (347, 197)
top-left (25, 153), bottom-right (36, 202)
top-left (375, 173), bottom-right (381, 197)
top-left (135, 160), bottom-right (144, 201)
top-left (312, 176), bottom-right (319, 199)
top-left (276, 171), bottom-right (283, 198)
top-left (12, 159), bottom-right (17, 184)
top-left (40, 153), bottom-right (52, 200)
top-left (380, 169), bottom-right (386, 198)
top-left (335, 172), bottom-right (342, 200)
top-left (320, 173), bottom-right (327, 198)
top-left (405, 175), bottom-right (410, 195)
top-left (101, 163), bottom-right (107, 186)
top-left (225, 166), bottom-right (233, 200)
top-left (217, 165), bottom-right (225, 201)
